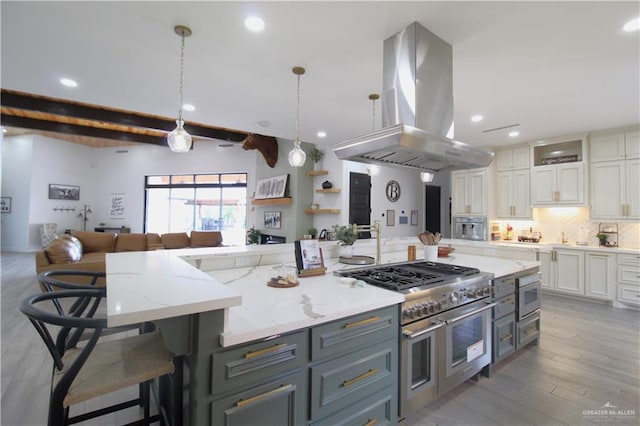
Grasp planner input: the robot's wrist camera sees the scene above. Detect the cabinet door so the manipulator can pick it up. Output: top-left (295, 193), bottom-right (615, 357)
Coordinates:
top-left (532, 166), bottom-right (556, 204)
top-left (555, 250), bottom-right (584, 295)
top-left (538, 251), bottom-right (555, 290)
top-left (467, 171), bottom-right (487, 215)
top-left (585, 252), bottom-right (614, 300)
top-left (211, 371), bottom-right (307, 426)
top-left (496, 172), bottom-right (513, 218)
top-left (626, 159), bottom-right (640, 219)
top-left (512, 147), bottom-right (530, 169)
top-left (496, 150), bottom-right (514, 171)
top-left (451, 173), bottom-right (469, 215)
top-left (512, 169), bottom-right (532, 218)
top-left (625, 130), bottom-right (640, 159)
top-left (556, 163), bottom-right (584, 204)
top-left (590, 161), bottom-right (625, 219)
top-left (590, 133), bottom-right (625, 162)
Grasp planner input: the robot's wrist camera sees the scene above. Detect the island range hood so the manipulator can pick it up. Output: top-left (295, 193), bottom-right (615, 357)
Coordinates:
top-left (333, 22), bottom-right (494, 172)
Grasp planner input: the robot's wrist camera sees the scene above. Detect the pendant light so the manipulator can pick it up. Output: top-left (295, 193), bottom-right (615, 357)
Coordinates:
top-left (288, 66), bottom-right (306, 167)
top-left (167, 25), bottom-right (192, 153)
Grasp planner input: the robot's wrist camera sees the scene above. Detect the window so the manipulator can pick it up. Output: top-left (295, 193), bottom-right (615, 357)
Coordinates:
top-left (145, 173), bottom-right (247, 246)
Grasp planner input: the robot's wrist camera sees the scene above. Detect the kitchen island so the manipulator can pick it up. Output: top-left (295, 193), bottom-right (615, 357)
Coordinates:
top-left (105, 240), bottom-right (539, 425)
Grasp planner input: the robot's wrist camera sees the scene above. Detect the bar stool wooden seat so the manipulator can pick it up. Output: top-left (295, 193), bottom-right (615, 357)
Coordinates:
top-left (20, 287), bottom-right (175, 425)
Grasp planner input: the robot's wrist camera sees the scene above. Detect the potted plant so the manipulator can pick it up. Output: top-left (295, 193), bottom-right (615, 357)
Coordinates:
top-left (310, 147), bottom-right (324, 170)
top-left (596, 232), bottom-right (609, 247)
top-left (247, 227), bottom-right (261, 245)
top-left (332, 224), bottom-right (357, 257)
top-left (308, 227), bottom-right (318, 239)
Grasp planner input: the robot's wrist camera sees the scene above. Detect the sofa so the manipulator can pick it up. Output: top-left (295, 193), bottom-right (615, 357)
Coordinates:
top-left (35, 230), bottom-right (223, 289)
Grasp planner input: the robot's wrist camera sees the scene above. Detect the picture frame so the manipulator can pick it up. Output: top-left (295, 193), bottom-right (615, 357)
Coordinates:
top-left (411, 210), bottom-right (418, 226)
top-left (386, 209), bottom-right (395, 226)
top-left (255, 174), bottom-right (289, 199)
top-left (264, 211), bottom-right (281, 229)
top-left (48, 184), bottom-right (80, 201)
top-left (0, 197), bottom-right (12, 213)
top-left (109, 193), bottom-right (126, 220)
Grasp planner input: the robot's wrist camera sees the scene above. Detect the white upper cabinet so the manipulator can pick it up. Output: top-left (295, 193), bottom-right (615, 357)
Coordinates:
top-left (590, 129), bottom-right (640, 220)
top-left (451, 168), bottom-right (488, 216)
top-left (590, 130), bottom-right (640, 162)
top-left (496, 169), bottom-right (532, 219)
top-left (531, 137), bottom-right (586, 206)
top-left (496, 146), bottom-right (530, 171)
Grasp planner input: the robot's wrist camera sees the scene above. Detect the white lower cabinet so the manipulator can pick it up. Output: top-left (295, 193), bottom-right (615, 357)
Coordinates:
top-left (617, 253), bottom-right (640, 306)
top-left (539, 248), bottom-right (616, 301)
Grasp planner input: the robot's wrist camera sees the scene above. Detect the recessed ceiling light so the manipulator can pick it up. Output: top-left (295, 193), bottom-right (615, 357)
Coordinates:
top-left (623, 17), bottom-right (640, 32)
top-left (471, 114), bottom-right (483, 122)
top-left (60, 78), bottom-right (78, 87)
top-left (182, 103), bottom-right (195, 112)
top-left (256, 120), bottom-right (271, 128)
top-left (317, 131), bottom-right (327, 138)
top-left (508, 131), bottom-right (520, 137)
top-left (245, 16), bottom-right (265, 32)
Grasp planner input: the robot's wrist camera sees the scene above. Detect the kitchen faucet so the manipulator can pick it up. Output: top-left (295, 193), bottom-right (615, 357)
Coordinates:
top-left (561, 232), bottom-right (568, 244)
top-left (352, 221), bottom-right (382, 265)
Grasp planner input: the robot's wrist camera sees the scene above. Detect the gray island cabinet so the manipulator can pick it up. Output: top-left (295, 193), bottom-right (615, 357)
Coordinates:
top-left (208, 305), bottom-right (399, 426)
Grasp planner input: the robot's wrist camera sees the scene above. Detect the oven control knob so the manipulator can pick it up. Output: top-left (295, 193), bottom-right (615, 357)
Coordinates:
top-left (426, 303), bottom-right (435, 314)
top-left (402, 309), bottom-right (411, 319)
top-left (467, 289), bottom-right (476, 298)
top-left (484, 287), bottom-right (491, 296)
top-left (450, 290), bottom-right (460, 302)
top-left (434, 301), bottom-right (442, 311)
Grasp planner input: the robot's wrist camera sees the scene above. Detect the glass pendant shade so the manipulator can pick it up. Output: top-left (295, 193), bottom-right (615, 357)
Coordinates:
top-left (168, 119), bottom-right (192, 153)
top-left (420, 172), bottom-right (434, 182)
top-left (288, 140), bottom-right (306, 167)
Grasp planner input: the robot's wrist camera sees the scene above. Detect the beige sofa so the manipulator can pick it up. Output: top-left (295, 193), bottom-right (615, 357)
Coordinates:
top-left (35, 230), bottom-right (223, 289)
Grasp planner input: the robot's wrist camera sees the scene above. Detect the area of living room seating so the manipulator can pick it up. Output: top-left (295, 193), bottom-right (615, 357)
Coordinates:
top-left (35, 230), bottom-right (224, 287)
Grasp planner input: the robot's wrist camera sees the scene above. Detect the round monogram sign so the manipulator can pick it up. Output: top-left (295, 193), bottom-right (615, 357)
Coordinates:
top-left (385, 180), bottom-right (401, 202)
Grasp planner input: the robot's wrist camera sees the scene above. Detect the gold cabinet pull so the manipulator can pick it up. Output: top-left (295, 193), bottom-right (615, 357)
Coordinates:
top-left (524, 327), bottom-right (538, 336)
top-left (236, 384), bottom-right (293, 408)
top-left (500, 333), bottom-right (513, 342)
top-left (245, 343), bottom-right (288, 359)
top-left (342, 369), bottom-right (378, 387)
top-left (343, 316), bottom-right (380, 329)
top-left (364, 419), bottom-right (378, 426)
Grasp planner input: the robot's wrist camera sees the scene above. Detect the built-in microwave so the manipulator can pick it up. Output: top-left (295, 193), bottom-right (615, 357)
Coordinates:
top-left (453, 216), bottom-right (487, 241)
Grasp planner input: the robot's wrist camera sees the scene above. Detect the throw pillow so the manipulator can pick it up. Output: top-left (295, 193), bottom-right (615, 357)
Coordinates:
top-left (45, 239), bottom-right (82, 264)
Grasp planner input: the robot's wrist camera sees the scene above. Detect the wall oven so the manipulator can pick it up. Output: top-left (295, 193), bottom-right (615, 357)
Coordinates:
top-left (453, 216), bottom-right (487, 241)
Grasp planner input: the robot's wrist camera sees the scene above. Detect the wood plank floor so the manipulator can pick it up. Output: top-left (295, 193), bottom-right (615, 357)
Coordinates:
top-left (2, 251), bottom-right (639, 425)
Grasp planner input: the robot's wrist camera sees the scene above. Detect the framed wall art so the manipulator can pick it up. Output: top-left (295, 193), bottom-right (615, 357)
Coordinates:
top-left (264, 211), bottom-right (281, 229)
top-left (48, 184), bottom-right (80, 201)
top-left (109, 193), bottom-right (126, 219)
top-left (411, 210), bottom-right (418, 226)
top-left (0, 197), bottom-right (11, 213)
top-left (255, 174), bottom-right (289, 199)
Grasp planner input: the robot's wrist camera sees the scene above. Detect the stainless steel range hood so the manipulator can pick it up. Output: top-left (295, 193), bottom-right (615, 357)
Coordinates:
top-left (333, 22), bottom-right (494, 172)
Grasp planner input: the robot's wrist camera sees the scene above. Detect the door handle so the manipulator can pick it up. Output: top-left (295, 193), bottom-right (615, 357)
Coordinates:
top-left (342, 369), bottom-right (378, 387)
top-left (236, 384), bottom-right (294, 408)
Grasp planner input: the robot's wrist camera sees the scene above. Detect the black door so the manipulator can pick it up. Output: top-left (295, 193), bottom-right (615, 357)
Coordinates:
top-left (349, 172), bottom-right (371, 239)
top-left (425, 185), bottom-right (441, 233)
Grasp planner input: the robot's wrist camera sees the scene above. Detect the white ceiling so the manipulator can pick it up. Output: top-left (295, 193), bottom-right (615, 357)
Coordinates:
top-left (2, 1), bottom-right (639, 149)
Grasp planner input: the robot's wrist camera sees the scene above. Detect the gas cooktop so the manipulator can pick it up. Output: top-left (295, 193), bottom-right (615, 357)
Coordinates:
top-left (336, 261), bottom-right (481, 292)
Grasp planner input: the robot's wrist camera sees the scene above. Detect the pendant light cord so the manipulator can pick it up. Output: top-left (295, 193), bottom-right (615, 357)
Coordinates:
top-left (295, 72), bottom-right (301, 147)
top-left (178, 31), bottom-right (186, 122)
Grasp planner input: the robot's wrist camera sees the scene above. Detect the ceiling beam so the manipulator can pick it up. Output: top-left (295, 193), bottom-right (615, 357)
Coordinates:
top-left (0, 89), bottom-right (252, 146)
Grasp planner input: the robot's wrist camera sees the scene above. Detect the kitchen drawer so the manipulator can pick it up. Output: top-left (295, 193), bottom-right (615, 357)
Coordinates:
top-left (310, 338), bottom-right (396, 420)
top-left (492, 276), bottom-right (515, 299)
top-left (311, 305), bottom-right (397, 361)
top-left (211, 330), bottom-right (308, 395)
top-left (516, 311), bottom-right (540, 349)
top-left (211, 370), bottom-right (307, 426)
top-left (618, 264), bottom-right (640, 286)
top-left (493, 314), bottom-right (516, 364)
top-left (493, 293), bottom-right (516, 319)
top-left (310, 387), bottom-right (396, 426)
top-left (617, 284), bottom-right (640, 305)
top-left (618, 253), bottom-right (640, 266)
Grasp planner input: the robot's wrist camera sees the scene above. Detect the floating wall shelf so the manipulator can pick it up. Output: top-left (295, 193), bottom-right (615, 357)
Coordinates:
top-left (251, 197), bottom-right (293, 206)
top-left (306, 170), bottom-right (329, 177)
top-left (315, 188), bottom-right (341, 194)
top-left (305, 208), bottom-right (341, 214)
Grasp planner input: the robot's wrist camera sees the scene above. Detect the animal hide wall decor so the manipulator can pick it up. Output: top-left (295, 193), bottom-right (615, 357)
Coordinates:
top-left (242, 133), bottom-right (278, 167)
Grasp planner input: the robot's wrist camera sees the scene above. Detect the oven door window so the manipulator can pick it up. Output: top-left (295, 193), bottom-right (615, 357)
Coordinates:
top-left (445, 310), bottom-right (489, 376)
top-left (406, 329), bottom-right (436, 396)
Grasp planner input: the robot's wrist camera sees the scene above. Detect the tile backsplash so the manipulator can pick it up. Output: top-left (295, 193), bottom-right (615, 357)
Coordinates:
top-left (492, 208), bottom-right (640, 249)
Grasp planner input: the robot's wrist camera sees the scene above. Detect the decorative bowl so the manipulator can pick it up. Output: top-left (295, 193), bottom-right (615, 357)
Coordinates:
top-left (438, 246), bottom-right (455, 257)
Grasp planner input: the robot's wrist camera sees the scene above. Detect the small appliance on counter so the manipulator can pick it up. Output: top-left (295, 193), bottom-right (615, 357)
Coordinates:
top-left (517, 229), bottom-right (542, 243)
top-left (453, 216), bottom-right (487, 241)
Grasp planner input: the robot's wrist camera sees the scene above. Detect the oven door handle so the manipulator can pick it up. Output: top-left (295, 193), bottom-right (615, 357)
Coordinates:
top-left (402, 321), bottom-right (444, 340)
top-left (445, 302), bottom-right (497, 325)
